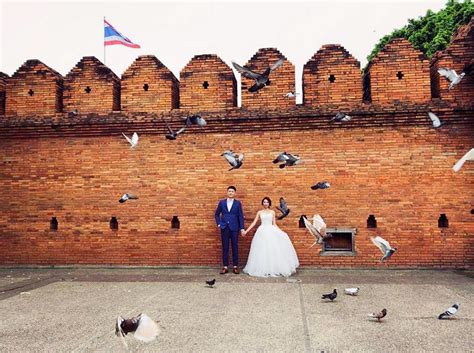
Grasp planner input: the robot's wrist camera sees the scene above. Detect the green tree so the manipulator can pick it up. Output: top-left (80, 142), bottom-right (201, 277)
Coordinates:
top-left (367, 0), bottom-right (474, 64)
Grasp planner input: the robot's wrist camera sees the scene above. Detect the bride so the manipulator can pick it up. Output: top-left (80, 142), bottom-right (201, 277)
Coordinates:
top-left (242, 197), bottom-right (299, 277)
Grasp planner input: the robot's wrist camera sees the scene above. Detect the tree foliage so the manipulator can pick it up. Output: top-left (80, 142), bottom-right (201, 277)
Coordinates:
top-left (367, 0), bottom-right (474, 64)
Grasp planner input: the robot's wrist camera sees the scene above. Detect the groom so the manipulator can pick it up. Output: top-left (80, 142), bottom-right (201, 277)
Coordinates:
top-left (214, 186), bottom-right (245, 274)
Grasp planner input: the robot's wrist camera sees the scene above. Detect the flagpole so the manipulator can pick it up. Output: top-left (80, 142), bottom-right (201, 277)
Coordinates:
top-left (103, 16), bottom-right (106, 65)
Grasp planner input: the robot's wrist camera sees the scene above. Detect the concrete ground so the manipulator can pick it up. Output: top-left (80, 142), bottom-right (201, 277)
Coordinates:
top-left (0, 267), bottom-right (472, 352)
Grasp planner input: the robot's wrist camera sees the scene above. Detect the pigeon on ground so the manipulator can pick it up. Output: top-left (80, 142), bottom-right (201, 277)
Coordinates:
top-left (330, 112), bottom-right (351, 122)
top-left (165, 121), bottom-right (186, 140)
top-left (273, 152), bottom-right (301, 168)
top-left (427, 112), bottom-right (446, 129)
top-left (119, 193), bottom-right (139, 203)
top-left (115, 313), bottom-right (160, 346)
top-left (311, 181), bottom-right (330, 190)
top-left (369, 308), bottom-right (387, 322)
top-left (184, 115), bottom-right (207, 127)
top-left (303, 215), bottom-right (331, 246)
top-left (370, 236), bottom-right (397, 262)
top-left (206, 279), bottom-right (216, 288)
top-left (122, 132), bottom-right (139, 148)
top-left (438, 303), bottom-right (460, 319)
top-left (344, 287), bottom-right (360, 296)
top-left (453, 148), bottom-right (474, 172)
top-left (438, 68), bottom-right (466, 89)
top-left (221, 150), bottom-right (244, 171)
top-left (276, 197), bottom-right (290, 220)
top-left (284, 92), bottom-right (300, 98)
top-left (232, 58), bottom-right (284, 92)
top-left (321, 289), bottom-right (337, 301)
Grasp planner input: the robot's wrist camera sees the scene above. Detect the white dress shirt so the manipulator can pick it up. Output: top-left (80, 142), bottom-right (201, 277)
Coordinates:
top-left (226, 198), bottom-right (234, 212)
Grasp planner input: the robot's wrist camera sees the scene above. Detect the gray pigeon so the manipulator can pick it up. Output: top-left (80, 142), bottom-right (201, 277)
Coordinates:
top-left (165, 121), bottom-right (186, 140)
top-left (370, 236), bottom-right (397, 262)
top-left (119, 193), bottom-right (139, 203)
top-left (221, 150), bottom-right (244, 171)
top-left (273, 152), bottom-right (301, 168)
top-left (438, 303), bottom-right (460, 319)
top-left (184, 115), bottom-right (207, 127)
top-left (276, 197), bottom-right (290, 220)
top-left (232, 58), bottom-right (284, 92)
top-left (427, 112), bottom-right (445, 128)
top-left (311, 181), bottom-right (330, 190)
top-left (369, 308), bottom-right (387, 322)
top-left (321, 289), bottom-right (337, 301)
top-left (206, 279), bottom-right (216, 288)
top-left (330, 112), bottom-right (351, 122)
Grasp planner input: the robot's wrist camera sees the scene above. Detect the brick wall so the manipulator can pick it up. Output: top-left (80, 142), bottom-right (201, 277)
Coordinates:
top-left (121, 55), bottom-right (179, 112)
top-left (303, 44), bottom-right (363, 107)
top-left (0, 72), bottom-right (7, 116)
top-left (5, 60), bottom-right (63, 117)
top-left (364, 38), bottom-right (431, 104)
top-left (64, 56), bottom-right (120, 114)
top-left (240, 48), bottom-right (295, 109)
top-left (180, 54), bottom-right (236, 111)
top-left (0, 108), bottom-right (472, 268)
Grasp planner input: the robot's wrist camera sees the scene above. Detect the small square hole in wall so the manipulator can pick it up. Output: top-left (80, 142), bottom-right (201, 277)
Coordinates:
top-left (438, 214), bottom-right (448, 228)
top-left (328, 74), bottom-right (336, 83)
top-left (84, 86), bottom-right (92, 94)
top-left (50, 217), bottom-right (58, 231)
top-left (110, 217), bottom-right (118, 231)
top-left (321, 228), bottom-right (357, 256)
top-left (396, 71), bottom-right (404, 80)
top-left (171, 216), bottom-right (180, 229)
top-left (28, 89), bottom-right (34, 96)
top-left (202, 81), bottom-right (209, 89)
top-left (298, 215), bottom-right (306, 228)
top-left (367, 215), bottom-right (377, 228)
top-left (143, 83), bottom-right (149, 91)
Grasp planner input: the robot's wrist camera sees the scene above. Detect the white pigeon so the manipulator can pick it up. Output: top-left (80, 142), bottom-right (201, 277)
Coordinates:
top-left (122, 132), bottom-right (139, 148)
top-left (344, 287), bottom-right (360, 296)
top-left (115, 313), bottom-right (160, 347)
top-left (303, 214), bottom-right (330, 246)
top-left (427, 112), bottom-right (445, 128)
top-left (437, 68), bottom-right (465, 89)
top-left (284, 92), bottom-right (300, 98)
top-left (438, 303), bottom-right (460, 319)
top-left (370, 236), bottom-right (397, 262)
top-left (453, 148), bottom-right (474, 172)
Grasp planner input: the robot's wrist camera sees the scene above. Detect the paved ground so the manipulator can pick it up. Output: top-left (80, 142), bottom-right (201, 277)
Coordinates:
top-left (0, 267), bottom-right (472, 352)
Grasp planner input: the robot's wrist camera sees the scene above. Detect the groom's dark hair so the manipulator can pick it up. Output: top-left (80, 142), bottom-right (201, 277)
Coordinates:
top-left (227, 186), bottom-right (236, 191)
top-left (262, 197), bottom-right (272, 206)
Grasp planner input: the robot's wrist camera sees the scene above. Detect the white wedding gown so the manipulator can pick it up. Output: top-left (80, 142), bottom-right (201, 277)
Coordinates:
top-left (243, 212), bottom-right (300, 277)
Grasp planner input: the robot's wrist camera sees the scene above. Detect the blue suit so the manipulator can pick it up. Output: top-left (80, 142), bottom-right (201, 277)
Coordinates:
top-left (215, 199), bottom-right (245, 267)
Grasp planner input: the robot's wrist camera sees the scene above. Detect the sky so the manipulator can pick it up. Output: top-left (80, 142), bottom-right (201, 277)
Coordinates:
top-left (1, 0), bottom-right (447, 104)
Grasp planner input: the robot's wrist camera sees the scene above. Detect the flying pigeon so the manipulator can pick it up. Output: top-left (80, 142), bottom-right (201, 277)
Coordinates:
top-left (206, 279), bottom-right (216, 288)
top-left (122, 132), bottom-right (139, 148)
top-left (427, 112), bottom-right (446, 128)
top-left (321, 289), bottom-right (337, 301)
top-left (165, 121), bottom-right (186, 140)
top-left (438, 303), bottom-right (460, 319)
top-left (344, 287), bottom-right (360, 296)
top-left (370, 236), bottom-right (397, 262)
top-left (184, 115), bottom-right (207, 127)
top-left (276, 197), bottom-right (290, 220)
top-left (284, 92), bottom-right (300, 98)
top-left (311, 181), bottom-right (330, 190)
top-left (369, 308), bottom-right (387, 322)
top-left (303, 215), bottom-right (331, 246)
top-left (221, 150), bottom-right (244, 171)
top-left (453, 148), bottom-right (474, 172)
top-left (232, 58), bottom-right (284, 92)
top-left (438, 68), bottom-right (466, 89)
top-left (273, 152), bottom-right (301, 168)
top-left (330, 112), bottom-right (351, 122)
top-left (115, 313), bottom-right (160, 346)
top-left (119, 193), bottom-right (139, 203)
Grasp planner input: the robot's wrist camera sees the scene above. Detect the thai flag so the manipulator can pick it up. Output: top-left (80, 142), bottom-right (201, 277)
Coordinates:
top-left (104, 19), bottom-right (140, 48)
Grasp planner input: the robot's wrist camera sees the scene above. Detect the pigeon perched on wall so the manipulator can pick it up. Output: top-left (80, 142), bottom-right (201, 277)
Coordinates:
top-left (453, 148), bottom-right (474, 172)
top-left (165, 121), bottom-right (186, 140)
top-left (122, 132), bottom-right (139, 148)
top-left (119, 193), bottom-right (139, 203)
top-left (330, 112), bottom-right (351, 122)
top-left (368, 308), bottom-right (387, 322)
top-left (284, 92), bottom-right (300, 98)
top-left (303, 215), bottom-right (330, 246)
top-left (427, 112), bottom-right (446, 129)
top-left (115, 313), bottom-right (160, 347)
top-left (370, 236), bottom-right (397, 262)
top-left (206, 279), bottom-right (216, 288)
top-left (273, 152), bottom-right (301, 168)
top-left (344, 287), bottom-right (360, 296)
top-left (276, 197), bottom-right (290, 220)
top-left (221, 150), bottom-right (244, 171)
top-left (232, 58), bottom-right (284, 92)
top-left (321, 289), bottom-right (337, 301)
top-left (311, 181), bottom-right (330, 190)
top-left (184, 115), bottom-right (207, 127)
top-left (438, 303), bottom-right (460, 319)
top-left (437, 68), bottom-right (466, 89)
